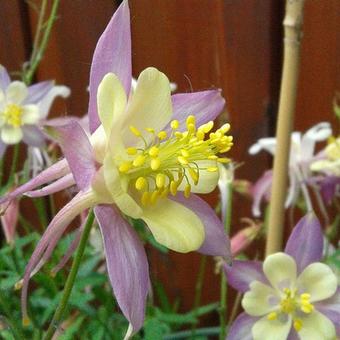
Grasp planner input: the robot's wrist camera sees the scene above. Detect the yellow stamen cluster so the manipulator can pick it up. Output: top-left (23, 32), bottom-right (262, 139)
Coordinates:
top-left (266, 288), bottom-right (315, 332)
top-left (118, 115), bottom-right (233, 205)
top-left (1, 104), bottom-right (23, 128)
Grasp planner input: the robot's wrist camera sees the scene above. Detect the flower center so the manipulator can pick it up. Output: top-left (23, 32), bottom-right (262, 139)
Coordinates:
top-left (267, 289), bottom-right (314, 332)
top-left (1, 104), bottom-right (23, 128)
top-left (118, 115), bottom-right (233, 205)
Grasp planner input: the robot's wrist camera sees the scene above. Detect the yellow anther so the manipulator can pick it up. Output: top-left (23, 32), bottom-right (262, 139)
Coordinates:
top-left (184, 184), bottom-right (191, 198)
top-left (208, 155), bottom-right (218, 160)
top-left (207, 167), bottom-right (218, 172)
top-left (146, 127), bottom-right (155, 133)
top-left (220, 123), bottom-right (230, 133)
top-left (175, 131), bottom-right (183, 139)
top-left (141, 192), bottom-right (150, 206)
top-left (267, 312), bottom-right (277, 321)
top-left (217, 157), bottom-right (230, 163)
top-left (171, 120), bottom-right (179, 129)
top-left (196, 130), bottom-right (205, 140)
top-left (4, 104), bottom-right (23, 128)
top-left (181, 149), bottom-right (190, 158)
top-left (178, 156), bottom-right (189, 165)
top-left (158, 131), bottom-right (167, 140)
top-left (188, 168), bottom-right (199, 184)
top-left (22, 316), bottom-right (30, 327)
top-left (300, 303), bottom-right (314, 314)
top-left (151, 158), bottom-right (161, 170)
top-left (150, 190), bottom-right (159, 204)
top-left (119, 161), bottom-right (132, 173)
top-left (219, 146), bottom-right (232, 153)
top-left (202, 121), bottom-right (214, 133)
top-left (186, 115), bottom-right (196, 126)
top-left (126, 147), bottom-right (137, 155)
top-left (170, 181), bottom-right (178, 196)
top-left (300, 293), bottom-right (311, 300)
top-left (129, 125), bottom-right (141, 137)
top-left (149, 146), bottom-right (159, 157)
top-left (135, 177), bottom-right (147, 191)
top-left (156, 173), bottom-right (166, 188)
top-left (133, 155), bottom-right (146, 167)
top-left (293, 319), bottom-right (303, 332)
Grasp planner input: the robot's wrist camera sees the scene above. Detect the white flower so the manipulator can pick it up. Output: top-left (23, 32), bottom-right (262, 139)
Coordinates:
top-left (249, 122), bottom-right (332, 216)
top-left (0, 65), bottom-right (70, 155)
top-left (242, 253), bottom-right (338, 339)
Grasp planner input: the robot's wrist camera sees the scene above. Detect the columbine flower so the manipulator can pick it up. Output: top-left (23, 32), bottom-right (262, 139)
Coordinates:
top-left (224, 213), bottom-right (340, 340)
top-left (249, 122), bottom-right (332, 216)
top-left (1, 1), bottom-right (232, 336)
top-left (310, 137), bottom-right (340, 204)
top-left (0, 64), bottom-right (70, 156)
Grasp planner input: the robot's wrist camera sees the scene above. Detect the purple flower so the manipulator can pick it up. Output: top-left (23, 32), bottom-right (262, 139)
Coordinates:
top-left (2, 1), bottom-right (232, 336)
top-left (224, 213), bottom-right (340, 339)
top-left (0, 65), bottom-right (70, 156)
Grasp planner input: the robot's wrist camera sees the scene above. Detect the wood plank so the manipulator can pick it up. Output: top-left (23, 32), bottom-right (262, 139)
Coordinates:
top-left (130, 0), bottom-right (280, 312)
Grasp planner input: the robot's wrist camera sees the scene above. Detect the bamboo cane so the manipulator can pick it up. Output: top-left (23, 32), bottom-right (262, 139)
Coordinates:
top-left (265, 0), bottom-right (306, 256)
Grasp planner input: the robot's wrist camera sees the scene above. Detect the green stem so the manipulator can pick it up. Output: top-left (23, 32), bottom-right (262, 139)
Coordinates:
top-left (43, 210), bottom-right (95, 340)
top-left (30, 0), bottom-right (48, 65)
top-left (24, 0), bottom-right (60, 85)
top-left (190, 255), bottom-right (207, 338)
top-left (219, 182), bottom-right (233, 340)
top-left (0, 290), bottom-right (26, 340)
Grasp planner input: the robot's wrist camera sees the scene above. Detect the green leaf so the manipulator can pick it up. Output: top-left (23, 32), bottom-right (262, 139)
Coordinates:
top-left (144, 318), bottom-right (170, 340)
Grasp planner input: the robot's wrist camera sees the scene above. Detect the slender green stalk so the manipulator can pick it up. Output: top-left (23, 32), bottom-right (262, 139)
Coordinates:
top-left (43, 210), bottom-right (95, 340)
top-left (30, 0), bottom-right (48, 65)
top-left (0, 291), bottom-right (26, 340)
top-left (228, 292), bottom-right (242, 325)
top-left (266, 0), bottom-right (306, 255)
top-left (24, 0), bottom-right (60, 85)
top-left (190, 255), bottom-right (207, 338)
top-left (219, 182), bottom-right (233, 340)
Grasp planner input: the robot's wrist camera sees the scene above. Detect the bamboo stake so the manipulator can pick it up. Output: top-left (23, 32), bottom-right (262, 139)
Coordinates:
top-left (265, 0), bottom-right (306, 256)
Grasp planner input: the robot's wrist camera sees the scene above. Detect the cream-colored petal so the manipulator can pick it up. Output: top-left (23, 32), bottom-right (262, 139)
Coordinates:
top-left (102, 155), bottom-right (142, 219)
top-left (252, 315), bottom-right (292, 340)
top-left (97, 73), bottom-right (127, 137)
top-left (177, 160), bottom-right (219, 194)
top-left (1, 126), bottom-right (23, 144)
top-left (263, 253), bottom-right (297, 291)
top-left (297, 263), bottom-right (337, 302)
top-left (0, 89), bottom-right (4, 103)
top-left (242, 281), bottom-right (278, 316)
top-left (121, 67), bottom-right (172, 147)
top-left (141, 197), bottom-right (204, 253)
top-left (6, 81), bottom-right (28, 104)
top-left (299, 311), bottom-right (336, 340)
top-left (90, 125), bottom-right (108, 164)
top-left (21, 104), bottom-right (40, 125)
